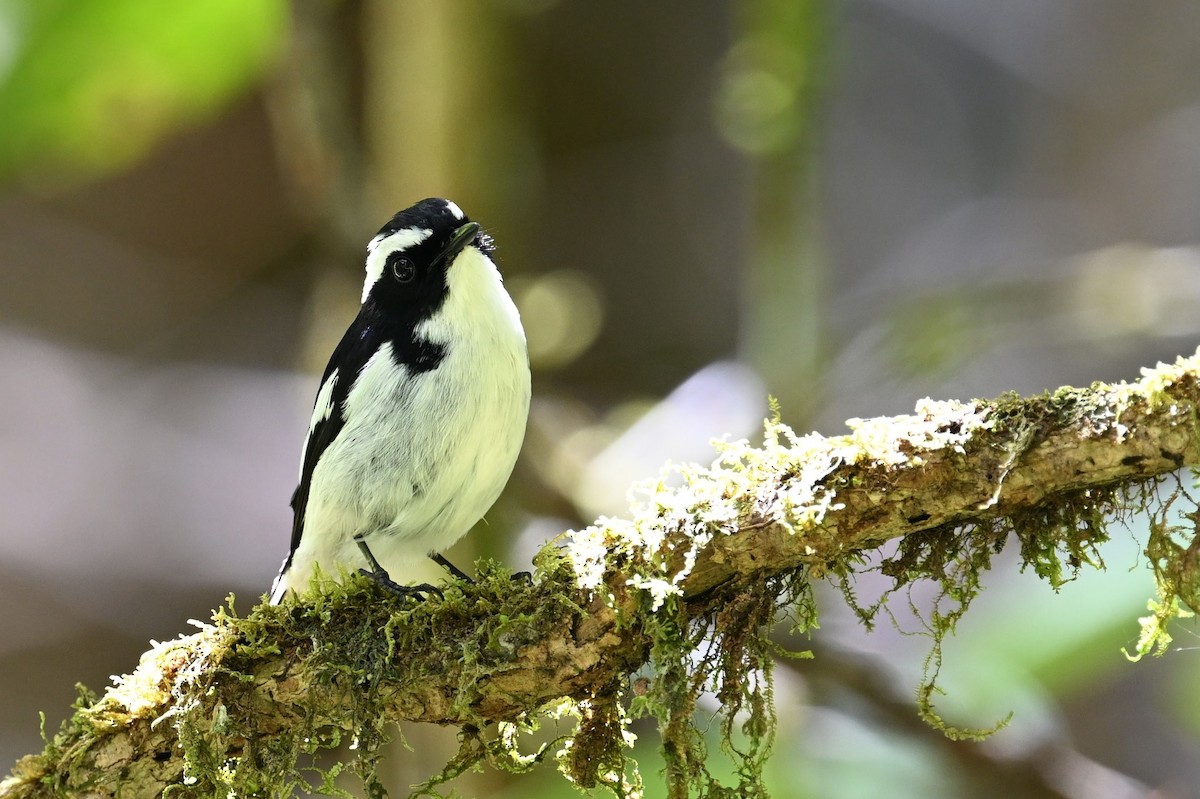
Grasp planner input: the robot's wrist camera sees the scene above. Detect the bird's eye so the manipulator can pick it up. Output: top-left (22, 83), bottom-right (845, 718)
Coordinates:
top-left (390, 255), bottom-right (416, 283)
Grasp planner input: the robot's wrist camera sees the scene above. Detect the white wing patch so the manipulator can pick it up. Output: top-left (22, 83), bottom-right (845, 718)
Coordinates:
top-left (363, 226), bottom-right (432, 303)
top-left (300, 367), bottom-right (339, 479)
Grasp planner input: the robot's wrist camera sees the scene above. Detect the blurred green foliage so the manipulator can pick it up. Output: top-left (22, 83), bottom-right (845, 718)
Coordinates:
top-left (0, 0), bottom-right (285, 184)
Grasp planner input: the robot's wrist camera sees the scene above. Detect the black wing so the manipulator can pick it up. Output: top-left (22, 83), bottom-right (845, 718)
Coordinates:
top-left (279, 308), bottom-right (388, 574)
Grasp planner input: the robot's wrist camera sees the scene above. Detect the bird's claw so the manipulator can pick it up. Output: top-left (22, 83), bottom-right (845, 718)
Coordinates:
top-left (357, 568), bottom-right (442, 600)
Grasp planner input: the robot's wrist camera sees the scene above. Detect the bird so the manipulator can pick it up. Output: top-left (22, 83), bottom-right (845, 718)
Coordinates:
top-left (269, 198), bottom-right (530, 604)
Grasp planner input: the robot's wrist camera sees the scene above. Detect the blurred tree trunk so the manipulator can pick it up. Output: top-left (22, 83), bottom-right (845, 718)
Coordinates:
top-left (726, 0), bottom-right (830, 424)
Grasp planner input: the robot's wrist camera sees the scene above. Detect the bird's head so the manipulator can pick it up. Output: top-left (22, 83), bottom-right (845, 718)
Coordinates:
top-left (361, 198), bottom-right (496, 313)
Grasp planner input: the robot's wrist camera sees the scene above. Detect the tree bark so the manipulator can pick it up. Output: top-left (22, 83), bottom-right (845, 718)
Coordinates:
top-left (4, 352), bottom-right (1200, 798)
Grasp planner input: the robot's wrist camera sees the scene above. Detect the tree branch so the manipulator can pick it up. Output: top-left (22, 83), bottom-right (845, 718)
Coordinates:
top-left (5, 352), bottom-right (1200, 798)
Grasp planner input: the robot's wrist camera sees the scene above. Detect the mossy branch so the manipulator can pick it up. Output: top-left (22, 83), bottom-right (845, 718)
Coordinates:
top-left (6, 352), bottom-right (1200, 798)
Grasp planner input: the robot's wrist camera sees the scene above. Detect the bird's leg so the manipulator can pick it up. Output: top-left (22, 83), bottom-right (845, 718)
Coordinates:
top-left (429, 552), bottom-right (473, 582)
top-left (355, 534), bottom-right (441, 599)
top-left (429, 552), bottom-right (533, 585)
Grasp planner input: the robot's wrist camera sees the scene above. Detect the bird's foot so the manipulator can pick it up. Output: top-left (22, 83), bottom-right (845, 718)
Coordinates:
top-left (356, 534), bottom-right (442, 600)
top-left (358, 568), bottom-right (442, 600)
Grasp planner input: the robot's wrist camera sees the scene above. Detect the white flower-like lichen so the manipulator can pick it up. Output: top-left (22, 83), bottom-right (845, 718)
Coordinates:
top-left (845, 398), bottom-right (992, 466)
top-left (107, 619), bottom-right (220, 726)
top-left (565, 396), bottom-right (1003, 606)
top-left (1136, 348), bottom-right (1200, 402)
top-left (1085, 348), bottom-right (1200, 440)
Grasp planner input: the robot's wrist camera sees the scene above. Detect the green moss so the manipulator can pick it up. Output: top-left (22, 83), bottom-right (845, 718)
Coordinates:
top-left (621, 574), bottom-right (813, 799)
top-left (12, 563), bottom-right (585, 799)
top-left (1124, 478), bottom-right (1200, 660)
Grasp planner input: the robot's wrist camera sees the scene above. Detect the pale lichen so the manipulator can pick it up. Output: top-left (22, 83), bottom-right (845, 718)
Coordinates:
top-left (844, 397), bottom-right (994, 465)
top-left (564, 395), bottom-right (997, 616)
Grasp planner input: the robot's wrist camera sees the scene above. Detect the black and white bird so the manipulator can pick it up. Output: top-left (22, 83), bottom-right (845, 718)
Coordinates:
top-left (270, 198), bottom-right (530, 604)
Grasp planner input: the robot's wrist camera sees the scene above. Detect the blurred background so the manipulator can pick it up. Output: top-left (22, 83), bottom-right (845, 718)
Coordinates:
top-left (2, 1), bottom-right (1199, 797)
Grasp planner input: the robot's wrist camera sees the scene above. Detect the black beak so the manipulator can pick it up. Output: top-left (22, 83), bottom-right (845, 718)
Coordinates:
top-left (436, 222), bottom-right (480, 266)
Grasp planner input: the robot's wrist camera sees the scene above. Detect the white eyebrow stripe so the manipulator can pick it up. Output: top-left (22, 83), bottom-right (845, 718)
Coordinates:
top-left (445, 201), bottom-right (464, 220)
top-left (367, 225), bottom-right (431, 253)
top-left (362, 226), bottom-right (432, 303)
